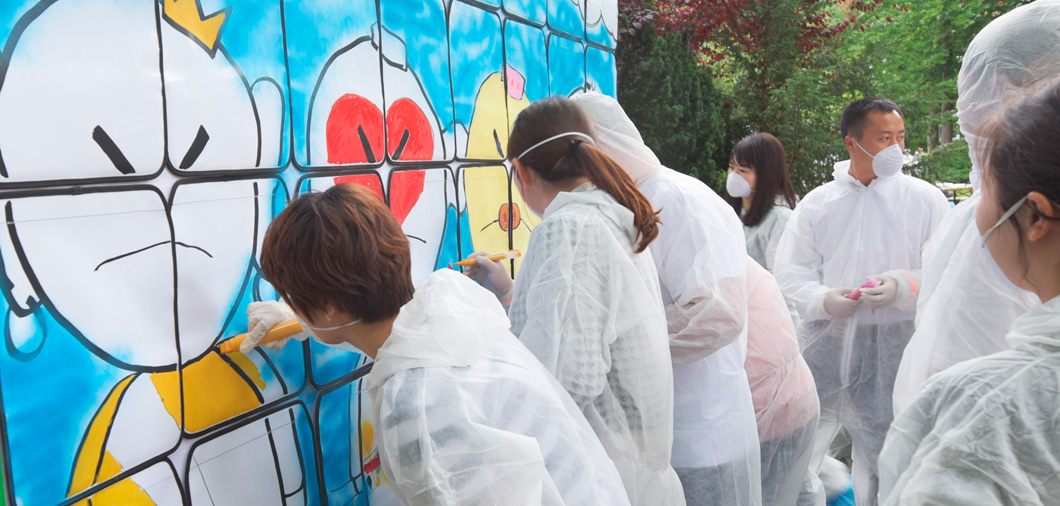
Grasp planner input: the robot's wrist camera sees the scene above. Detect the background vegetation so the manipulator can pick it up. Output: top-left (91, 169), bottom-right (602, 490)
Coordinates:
top-left (616, 0), bottom-right (1035, 194)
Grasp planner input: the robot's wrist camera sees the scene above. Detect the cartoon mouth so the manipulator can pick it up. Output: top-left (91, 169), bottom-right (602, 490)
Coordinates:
top-left (94, 241), bottom-right (212, 271)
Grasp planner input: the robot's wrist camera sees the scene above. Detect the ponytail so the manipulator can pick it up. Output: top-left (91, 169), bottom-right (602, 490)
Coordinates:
top-left (508, 96), bottom-right (661, 253)
top-left (560, 142), bottom-right (659, 252)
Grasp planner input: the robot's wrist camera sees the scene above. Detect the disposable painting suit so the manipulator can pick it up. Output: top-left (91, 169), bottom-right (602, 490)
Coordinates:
top-left (878, 296), bottom-right (1060, 505)
top-left (773, 161), bottom-right (949, 506)
top-left (365, 269), bottom-right (632, 506)
top-left (744, 201), bottom-right (802, 329)
top-left (508, 184), bottom-right (685, 506)
top-left (891, 0), bottom-right (1059, 415)
top-left (744, 257), bottom-right (822, 506)
top-left (570, 92), bottom-right (762, 506)
top-left (745, 203), bottom-right (793, 274)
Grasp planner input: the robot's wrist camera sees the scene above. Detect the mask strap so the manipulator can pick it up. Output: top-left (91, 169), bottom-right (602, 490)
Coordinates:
top-left (305, 318), bottom-right (362, 332)
top-left (853, 139), bottom-right (875, 159)
top-left (517, 132), bottom-right (595, 160)
top-left (982, 195), bottom-right (1028, 244)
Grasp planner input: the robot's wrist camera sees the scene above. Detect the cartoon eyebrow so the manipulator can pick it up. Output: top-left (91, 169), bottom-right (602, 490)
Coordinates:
top-left (179, 125), bottom-right (210, 169)
top-left (493, 129), bottom-right (504, 158)
top-left (405, 234), bottom-right (427, 244)
top-left (92, 126), bottom-right (135, 175)
top-left (358, 125), bottom-right (377, 164)
top-left (391, 128), bottom-right (411, 161)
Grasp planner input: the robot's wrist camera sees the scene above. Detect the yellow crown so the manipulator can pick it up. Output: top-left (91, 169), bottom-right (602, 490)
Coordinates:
top-left (163, 0), bottom-right (229, 54)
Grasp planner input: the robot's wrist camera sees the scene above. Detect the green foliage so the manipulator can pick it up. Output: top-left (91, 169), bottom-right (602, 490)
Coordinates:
top-left (907, 139), bottom-right (972, 184)
top-left (617, 0), bottom-right (1033, 195)
top-left (848, 1), bottom-right (1034, 153)
top-left (616, 29), bottom-right (725, 188)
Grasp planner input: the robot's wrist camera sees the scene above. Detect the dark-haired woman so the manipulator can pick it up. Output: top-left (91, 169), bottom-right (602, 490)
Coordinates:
top-left (725, 133), bottom-right (798, 273)
top-left (879, 74), bottom-right (1060, 506)
top-left (466, 97), bottom-right (685, 505)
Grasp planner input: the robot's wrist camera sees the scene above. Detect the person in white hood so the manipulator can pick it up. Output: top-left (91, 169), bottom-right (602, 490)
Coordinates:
top-left (891, 0), bottom-right (1060, 416)
top-left (773, 97), bottom-right (949, 506)
top-left (879, 74), bottom-right (1060, 506)
top-left (571, 92), bottom-right (778, 506)
top-left (245, 183), bottom-right (632, 506)
top-left (466, 96), bottom-right (685, 505)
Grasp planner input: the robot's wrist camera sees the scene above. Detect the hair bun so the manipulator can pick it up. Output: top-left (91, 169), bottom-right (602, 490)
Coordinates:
top-left (569, 139), bottom-right (584, 153)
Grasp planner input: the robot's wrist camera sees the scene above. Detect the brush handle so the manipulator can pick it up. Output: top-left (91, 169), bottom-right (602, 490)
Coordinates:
top-left (452, 250), bottom-right (521, 267)
top-left (220, 319), bottom-right (303, 354)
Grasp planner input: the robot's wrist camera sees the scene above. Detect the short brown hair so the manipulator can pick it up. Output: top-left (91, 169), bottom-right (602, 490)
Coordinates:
top-left (261, 183), bottom-right (414, 323)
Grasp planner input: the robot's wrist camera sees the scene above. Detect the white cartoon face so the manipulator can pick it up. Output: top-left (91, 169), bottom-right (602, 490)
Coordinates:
top-left (161, 10), bottom-right (284, 171)
top-left (0, 0), bottom-right (165, 183)
top-left (389, 169), bottom-right (452, 284)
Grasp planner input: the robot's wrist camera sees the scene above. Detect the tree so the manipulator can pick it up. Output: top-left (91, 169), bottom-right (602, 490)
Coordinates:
top-left (847, 0), bottom-right (1034, 153)
top-left (616, 26), bottom-right (726, 185)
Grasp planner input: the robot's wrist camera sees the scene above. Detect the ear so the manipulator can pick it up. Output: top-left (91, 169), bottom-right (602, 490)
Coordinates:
top-left (512, 158), bottom-right (534, 189)
top-left (1027, 192), bottom-right (1056, 242)
top-left (0, 204), bottom-right (42, 316)
top-left (843, 135), bottom-right (857, 154)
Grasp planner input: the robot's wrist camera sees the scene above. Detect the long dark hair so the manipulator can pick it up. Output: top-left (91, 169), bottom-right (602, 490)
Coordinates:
top-left (507, 96), bottom-right (660, 253)
top-left (726, 132), bottom-right (797, 227)
top-left (981, 75), bottom-right (1060, 279)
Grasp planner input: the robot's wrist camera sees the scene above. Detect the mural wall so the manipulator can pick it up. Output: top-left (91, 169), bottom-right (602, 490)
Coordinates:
top-left (0, 0), bottom-right (616, 505)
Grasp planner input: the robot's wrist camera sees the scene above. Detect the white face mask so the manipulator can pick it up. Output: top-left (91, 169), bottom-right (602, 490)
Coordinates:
top-left (854, 140), bottom-right (905, 178)
top-left (726, 171), bottom-right (754, 198)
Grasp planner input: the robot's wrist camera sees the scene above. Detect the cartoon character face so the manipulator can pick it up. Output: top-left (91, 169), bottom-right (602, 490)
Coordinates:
top-left (0, 0), bottom-right (279, 368)
top-left (162, 7), bottom-right (284, 171)
top-left (308, 26), bottom-right (444, 166)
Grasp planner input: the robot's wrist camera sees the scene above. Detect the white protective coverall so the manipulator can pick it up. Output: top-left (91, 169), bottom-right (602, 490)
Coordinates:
top-left (891, 0), bottom-right (1059, 415)
top-left (745, 203), bottom-right (793, 273)
top-left (366, 269), bottom-right (632, 506)
top-left (878, 295), bottom-right (1060, 505)
top-left (570, 92), bottom-right (761, 506)
top-left (508, 184), bottom-right (685, 506)
top-left (744, 257), bottom-right (822, 506)
top-left (773, 160), bottom-right (949, 506)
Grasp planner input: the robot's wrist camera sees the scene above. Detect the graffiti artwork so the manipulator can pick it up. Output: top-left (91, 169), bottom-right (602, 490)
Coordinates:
top-left (0, 0), bottom-right (616, 504)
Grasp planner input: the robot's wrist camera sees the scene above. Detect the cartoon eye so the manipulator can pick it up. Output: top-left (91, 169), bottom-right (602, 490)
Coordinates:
top-left (178, 125), bottom-right (210, 169)
top-left (92, 126), bottom-right (135, 175)
top-left (327, 94), bottom-right (385, 164)
top-left (385, 99), bottom-right (434, 161)
top-left (493, 129), bottom-right (504, 158)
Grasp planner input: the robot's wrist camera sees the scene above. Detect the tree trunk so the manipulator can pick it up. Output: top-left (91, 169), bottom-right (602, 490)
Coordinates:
top-left (940, 102), bottom-right (954, 144)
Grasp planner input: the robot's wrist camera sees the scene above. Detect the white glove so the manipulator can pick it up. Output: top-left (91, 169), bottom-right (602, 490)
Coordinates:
top-left (860, 275), bottom-right (898, 309)
top-left (241, 301), bottom-right (305, 352)
top-left (462, 251), bottom-right (514, 303)
top-left (823, 287), bottom-right (861, 318)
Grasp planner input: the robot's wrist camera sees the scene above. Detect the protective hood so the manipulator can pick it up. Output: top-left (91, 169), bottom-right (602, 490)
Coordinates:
top-left (544, 183), bottom-right (640, 247)
top-left (366, 269), bottom-right (509, 396)
top-left (1007, 294), bottom-right (1060, 351)
top-left (571, 92), bottom-right (661, 184)
top-left (957, 0), bottom-right (1060, 190)
top-left (832, 159), bottom-right (857, 184)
